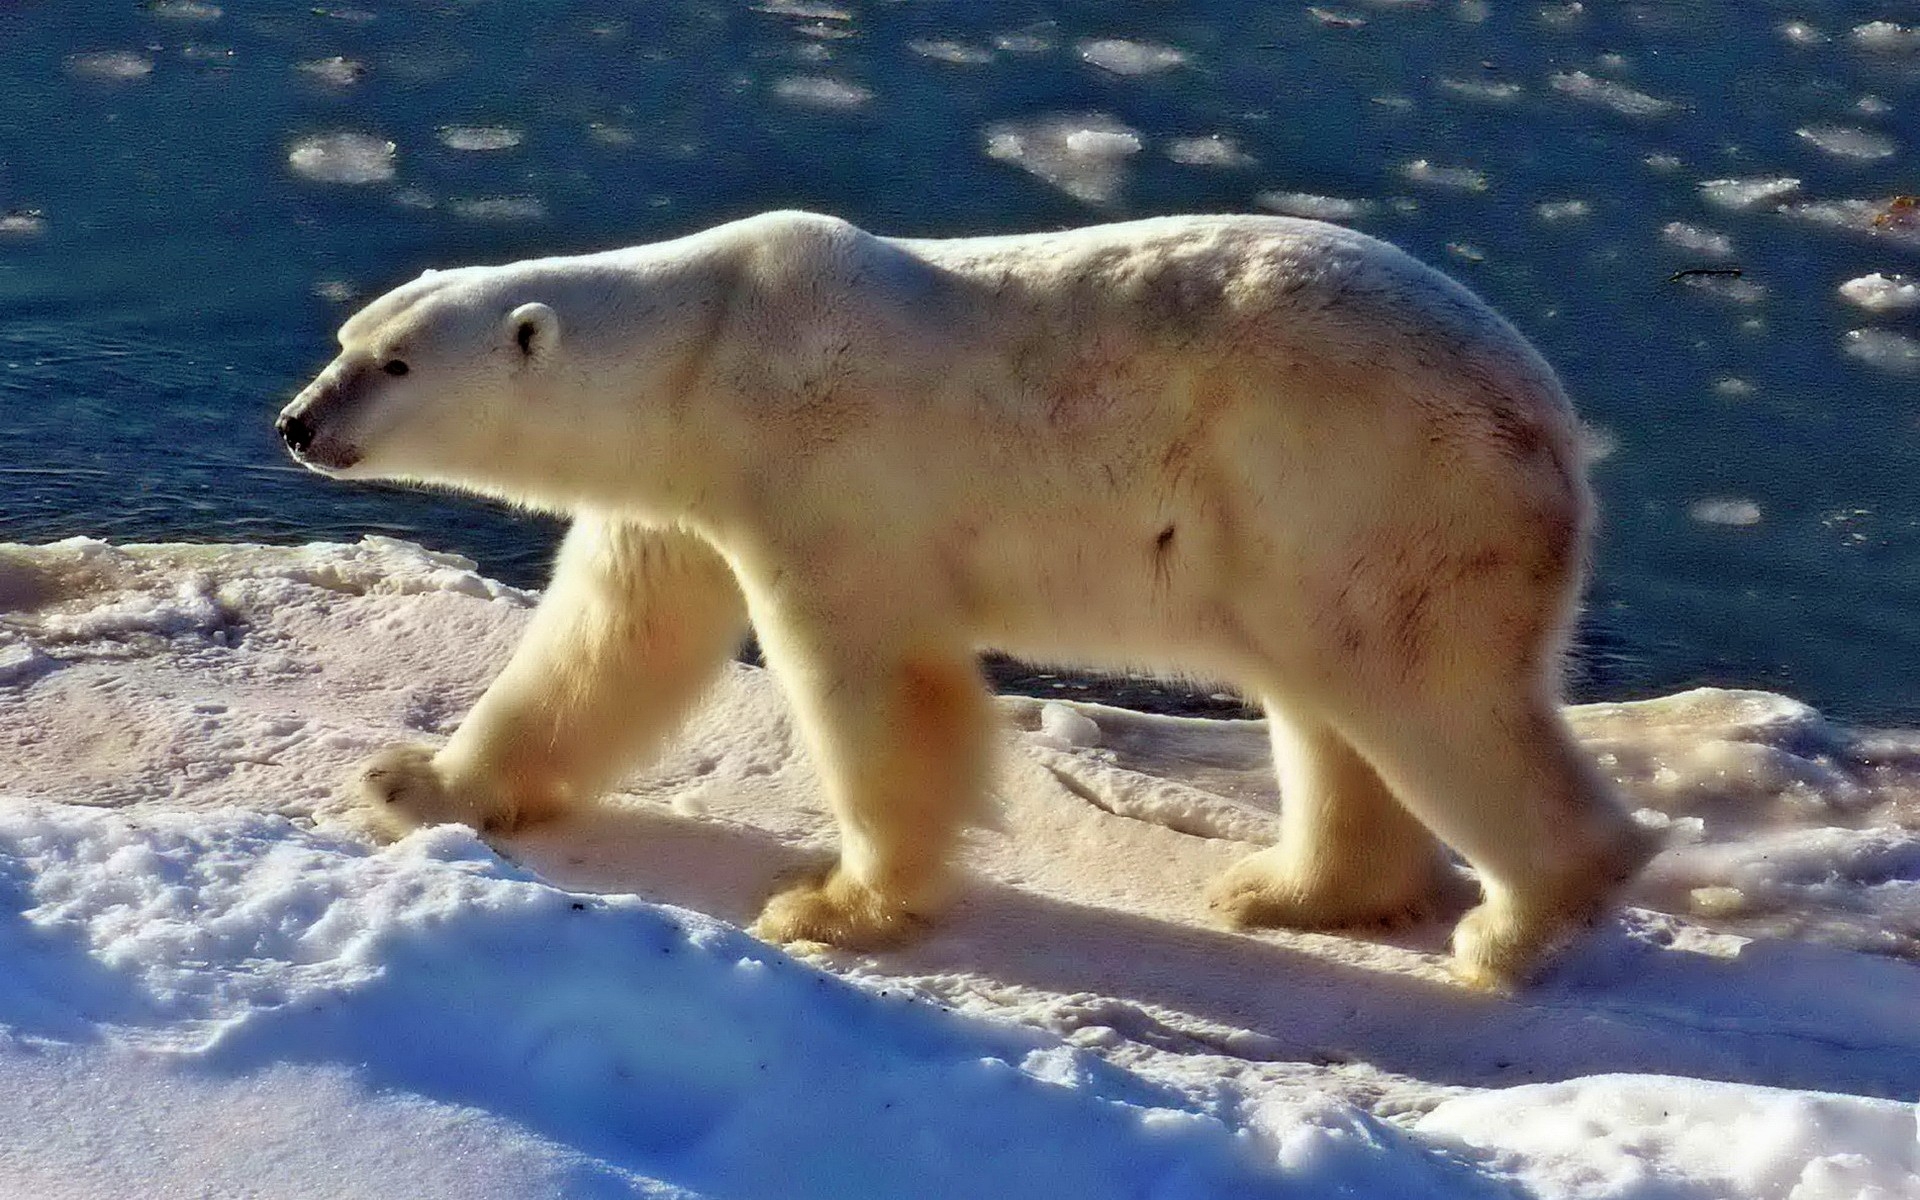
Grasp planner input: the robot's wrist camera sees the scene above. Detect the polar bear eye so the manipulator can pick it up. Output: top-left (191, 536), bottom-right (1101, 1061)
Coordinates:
top-left (382, 359), bottom-right (410, 377)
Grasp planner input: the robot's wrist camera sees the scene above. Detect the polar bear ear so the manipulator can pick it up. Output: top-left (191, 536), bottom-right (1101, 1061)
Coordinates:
top-left (506, 302), bottom-right (560, 366)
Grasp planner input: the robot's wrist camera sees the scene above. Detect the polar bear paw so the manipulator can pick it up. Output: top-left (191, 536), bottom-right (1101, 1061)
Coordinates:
top-left (750, 868), bottom-right (931, 950)
top-left (1449, 824), bottom-right (1662, 992)
top-left (1206, 846), bottom-right (1457, 932)
top-left (352, 744), bottom-right (535, 839)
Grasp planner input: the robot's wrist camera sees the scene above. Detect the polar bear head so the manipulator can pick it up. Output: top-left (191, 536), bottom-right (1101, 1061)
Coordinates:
top-left (276, 265), bottom-right (580, 497)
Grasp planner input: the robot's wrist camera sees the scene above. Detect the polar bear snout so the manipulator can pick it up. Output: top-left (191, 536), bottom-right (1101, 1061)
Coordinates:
top-left (278, 369), bottom-right (370, 473)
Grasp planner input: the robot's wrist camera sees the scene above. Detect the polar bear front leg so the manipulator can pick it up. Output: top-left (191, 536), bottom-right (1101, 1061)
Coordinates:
top-left (746, 612), bottom-right (991, 949)
top-left (354, 516), bottom-right (748, 837)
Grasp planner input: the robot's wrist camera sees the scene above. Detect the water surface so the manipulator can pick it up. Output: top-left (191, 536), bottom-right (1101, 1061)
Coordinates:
top-left (3, 1), bottom-right (1919, 719)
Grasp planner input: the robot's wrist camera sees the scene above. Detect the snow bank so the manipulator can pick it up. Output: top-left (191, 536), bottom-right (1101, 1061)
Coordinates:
top-left (1421, 1075), bottom-right (1920, 1199)
top-left (0, 800), bottom-right (1473, 1199)
top-left (2, 537), bottom-right (1919, 1196)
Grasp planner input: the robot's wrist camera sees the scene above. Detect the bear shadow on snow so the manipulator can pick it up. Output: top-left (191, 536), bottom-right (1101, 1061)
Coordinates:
top-left (500, 799), bottom-right (1920, 1102)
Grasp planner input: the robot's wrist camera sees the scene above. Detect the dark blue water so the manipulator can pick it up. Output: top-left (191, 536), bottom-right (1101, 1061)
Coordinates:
top-left (3, 2), bottom-right (1919, 720)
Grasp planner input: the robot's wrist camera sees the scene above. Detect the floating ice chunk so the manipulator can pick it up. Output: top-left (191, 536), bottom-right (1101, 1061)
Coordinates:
top-left (1779, 20), bottom-right (1826, 45)
top-left (1839, 272), bottom-right (1920, 311)
top-left (1549, 70), bottom-right (1676, 117)
top-left (1254, 191), bottom-right (1376, 221)
top-left (1456, 0), bottom-right (1490, 21)
top-left (1446, 242), bottom-right (1485, 263)
top-left (908, 39), bottom-right (994, 65)
top-left (0, 211), bottom-right (46, 238)
top-left (586, 122), bottom-right (635, 146)
top-left (1798, 124), bottom-right (1897, 160)
top-left (437, 125), bottom-right (523, 152)
top-left (1843, 328), bottom-right (1920, 372)
top-left (1857, 94), bottom-right (1892, 115)
top-left (1676, 272), bottom-right (1766, 303)
top-left (983, 114), bottom-right (1140, 205)
top-left (1535, 199), bottom-right (1589, 222)
top-left (449, 196), bottom-right (546, 222)
top-left (1689, 498), bottom-right (1762, 527)
top-left (752, 0), bottom-right (851, 18)
top-left (313, 280), bottom-right (356, 304)
top-left (66, 51), bottom-right (154, 81)
top-left (297, 54), bottom-right (364, 87)
top-left (1713, 377), bottom-right (1755, 398)
top-left (1537, 2), bottom-right (1583, 25)
top-left (1438, 76), bottom-right (1523, 102)
top-left (1578, 423), bottom-right (1617, 462)
top-left (311, 6), bottom-right (374, 22)
top-left (286, 132), bottom-right (395, 184)
top-left (992, 30), bottom-right (1054, 54)
top-left (1698, 176), bottom-right (1799, 209)
top-left (771, 75), bottom-right (873, 109)
top-left (1402, 158), bottom-right (1488, 191)
top-left (1784, 198), bottom-right (1920, 249)
top-left (1307, 7), bottom-right (1367, 28)
top-left (1852, 21), bottom-right (1920, 51)
top-left (1662, 222), bottom-right (1734, 256)
top-left (1076, 39), bottom-right (1188, 76)
top-left (146, 0), bottom-right (221, 20)
top-left (1164, 134), bottom-right (1252, 168)
top-left (1644, 153), bottom-right (1683, 172)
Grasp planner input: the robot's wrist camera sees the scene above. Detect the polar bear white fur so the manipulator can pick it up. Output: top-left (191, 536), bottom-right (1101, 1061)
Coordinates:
top-left (279, 211), bottom-right (1654, 989)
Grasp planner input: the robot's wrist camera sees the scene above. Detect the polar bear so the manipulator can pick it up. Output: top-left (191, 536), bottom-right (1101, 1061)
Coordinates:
top-left (278, 210), bottom-right (1653, 988)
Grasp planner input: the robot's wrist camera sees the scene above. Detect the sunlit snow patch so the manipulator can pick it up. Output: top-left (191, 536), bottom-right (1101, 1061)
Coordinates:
top-left (1419, 1075), bottom-right (1920, 1200)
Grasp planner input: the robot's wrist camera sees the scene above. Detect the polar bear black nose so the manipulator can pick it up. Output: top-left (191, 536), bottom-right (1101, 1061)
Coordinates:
top-left (278, 412), bottom-right (314, 454)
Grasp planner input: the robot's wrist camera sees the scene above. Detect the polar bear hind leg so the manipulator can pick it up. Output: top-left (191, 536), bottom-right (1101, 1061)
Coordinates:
top-left (355, 516), bottom-right (748, 837)
top-left (1207, 704), bottom-right (1457, 930)
top-left (1329, 685), bottom-right (1656, 990)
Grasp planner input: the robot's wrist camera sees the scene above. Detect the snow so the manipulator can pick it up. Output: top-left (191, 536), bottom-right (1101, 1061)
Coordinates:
top-left (3, 538), bottom-right (1920, 1197)
top-left (1420, 1076), bottom-right (1920, 1199)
